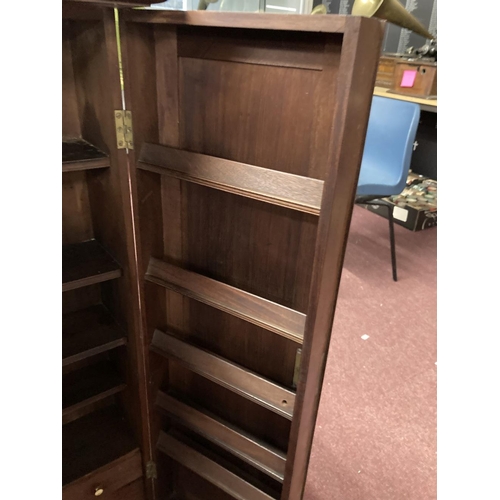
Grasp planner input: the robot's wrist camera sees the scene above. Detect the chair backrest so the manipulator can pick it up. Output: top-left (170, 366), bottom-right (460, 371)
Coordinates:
top-left (360, 96), bottom-right (421, 195)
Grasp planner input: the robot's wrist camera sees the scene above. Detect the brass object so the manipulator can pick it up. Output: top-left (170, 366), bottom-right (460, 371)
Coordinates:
top-left (292, 348), bottom-right (302, 389)
top-left (311, 4), bottom-right (327, 14)
top-left (94, 487), bottom-right (104, 496)
top-left (114, 110), bottom-right (134, 150)
top-left (197, 0), bottom-right (219, 10)
top-left (352, 0), bottom-right (435, 40)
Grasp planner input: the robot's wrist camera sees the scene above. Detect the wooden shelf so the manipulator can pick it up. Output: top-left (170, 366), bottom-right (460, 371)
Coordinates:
top-left (139, 143), bottom-right (324, 215)
top-left (62, 139), bottom-right (110, 172)
top-left (146, 258), bottom-right (305, 344)
top-left (62, 240), bottom-right (121, 292)
top-left (63, 361), bottom-right (126, 424)
top-left (158, 431), bottom-right (276, 500)
top-left (151, 330), bottom-right (295, 420)
top-left (62, 405), bottom-right (138, 486)
top-left (156, 391), bottom-right (286, 482)
top-left (62, 304), bottom-right (127, 367)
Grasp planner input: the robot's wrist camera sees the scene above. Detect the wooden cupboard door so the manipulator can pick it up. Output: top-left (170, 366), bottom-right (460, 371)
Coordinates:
top-left (120, 11), bottom-right (383, 500)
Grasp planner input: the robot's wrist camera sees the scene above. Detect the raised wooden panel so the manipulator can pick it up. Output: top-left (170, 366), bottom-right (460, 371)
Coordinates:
top-left (181, 184), bottom-right (318, 313)
top-left (177, 26), bottom-right (326, 71)
top-left (179, 57), bottom-right (327, 179)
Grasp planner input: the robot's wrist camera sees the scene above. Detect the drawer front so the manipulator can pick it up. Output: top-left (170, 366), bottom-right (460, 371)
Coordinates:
top-left (63, 449), bottom-right (143, 500)
top-left (105, 478), bottom-right (146, 500)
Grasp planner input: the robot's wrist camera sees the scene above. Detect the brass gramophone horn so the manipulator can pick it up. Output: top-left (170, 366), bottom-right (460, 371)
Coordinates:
top-left (352, 0), bottom-right (435, 39)
top-left (311, 4), bottom-right (327, 14)
top-left (197, 0), bottom-right (219, 10)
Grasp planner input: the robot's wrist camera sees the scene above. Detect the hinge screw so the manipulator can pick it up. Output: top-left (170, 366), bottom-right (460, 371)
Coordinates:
top-left (115, 112), bottom-right (122, 118)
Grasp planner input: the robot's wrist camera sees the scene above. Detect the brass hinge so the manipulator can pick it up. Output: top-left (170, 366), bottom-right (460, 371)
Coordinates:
top-left (146, 461), bottom-right (157, 479)
top-left (292, 348), bottom-right (302, 389)
top-left (114, 109), bottom-right (134, 150)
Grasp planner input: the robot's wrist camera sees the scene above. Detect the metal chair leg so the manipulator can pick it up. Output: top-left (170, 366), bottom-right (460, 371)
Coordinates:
top-left (385, 204), bottom-right (398, 281)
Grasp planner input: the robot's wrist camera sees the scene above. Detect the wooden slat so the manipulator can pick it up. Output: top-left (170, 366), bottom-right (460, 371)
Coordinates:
top-left (145, 259), bottom-right (305, 344)
top-left (156, 391), bottom-right (286, 482)
top-left (62, 240), bottom-right (122, 292)
top-left (139, 144), bottom-right (323, 215)
top-left (63, 361), bottom-right (127, 424)
top-left (123, 10), bottom-right (347, 34)
top-left (157, 431), bottom-right (275, 500)
top-left (62, 304), bottom-right (127, 367)
top-left (62, 139), bottom-right (110, 172)
top-left (151, 330), bottom-right (294, 419)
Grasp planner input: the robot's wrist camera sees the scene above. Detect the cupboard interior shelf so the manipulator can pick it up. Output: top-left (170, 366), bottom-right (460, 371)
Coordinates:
top-left (62, 304), bottom-right (127, 367)
top-left (62, 139), bottom-right (110, 172)
top-left (62, 405), bottom-right (137, 486)
top-left (63, 360), bottom-right (126, 424)
top-left (62, 240), bottom-right (122, 292)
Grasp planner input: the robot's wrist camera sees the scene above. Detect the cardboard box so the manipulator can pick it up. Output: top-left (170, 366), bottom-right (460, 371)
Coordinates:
top-left (361, 172), bottom-right (437, 231)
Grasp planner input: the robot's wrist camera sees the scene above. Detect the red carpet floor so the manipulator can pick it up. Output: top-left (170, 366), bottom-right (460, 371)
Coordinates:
top-left (303, 206), bottom-right (437, 500)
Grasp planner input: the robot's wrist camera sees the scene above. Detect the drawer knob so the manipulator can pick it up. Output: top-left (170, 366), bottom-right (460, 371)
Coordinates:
top-left (94, 487), bottom-right (104, 496)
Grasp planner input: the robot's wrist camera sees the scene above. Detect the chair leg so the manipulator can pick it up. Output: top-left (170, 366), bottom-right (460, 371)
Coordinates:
top-left (385, 204), bottom-right (398, 282)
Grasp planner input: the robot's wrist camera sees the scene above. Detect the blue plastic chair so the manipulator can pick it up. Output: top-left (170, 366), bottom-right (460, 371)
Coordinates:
top-left (356, 96), bottom-right (421, 281)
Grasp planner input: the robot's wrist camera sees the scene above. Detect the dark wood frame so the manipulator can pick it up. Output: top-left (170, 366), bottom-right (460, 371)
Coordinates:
top-left (62, 5), bottom-right (383, 499)
top-left (62, 5), bottom-right (152, 499)
top-left (119, 10), bottom-right (384, 500)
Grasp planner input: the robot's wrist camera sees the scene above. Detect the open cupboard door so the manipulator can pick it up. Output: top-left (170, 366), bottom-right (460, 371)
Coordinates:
top-left (62, 3), bottom-right (384, 499)
top-left (117, 9), bottom-right (384, 500)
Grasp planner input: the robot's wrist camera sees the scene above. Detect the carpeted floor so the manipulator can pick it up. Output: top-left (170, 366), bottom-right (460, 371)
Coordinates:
top-left (303, 205), bottom-right (437, 500)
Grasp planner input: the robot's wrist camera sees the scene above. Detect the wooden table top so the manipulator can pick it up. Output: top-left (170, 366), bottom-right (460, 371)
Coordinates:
top-left (374, 86), bottom-right (437, 113)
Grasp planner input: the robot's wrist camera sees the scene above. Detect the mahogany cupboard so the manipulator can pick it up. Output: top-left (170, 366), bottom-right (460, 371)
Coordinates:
top-left (62, 3), bottom-right (384, 499)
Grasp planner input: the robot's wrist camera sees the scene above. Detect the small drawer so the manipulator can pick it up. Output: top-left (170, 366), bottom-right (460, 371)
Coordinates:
top-left (63, 449), bottom-right (143, 500)
top-left (105, 478), bottom-right (146, 500)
